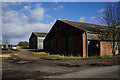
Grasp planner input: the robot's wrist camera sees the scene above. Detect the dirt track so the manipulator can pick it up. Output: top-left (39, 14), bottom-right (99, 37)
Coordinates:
top-left (1, 49), bottom-right (119, 79)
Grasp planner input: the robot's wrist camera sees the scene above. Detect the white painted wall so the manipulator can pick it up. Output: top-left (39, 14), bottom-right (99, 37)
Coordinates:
top-left (37, 37), bottom-right (45, 49)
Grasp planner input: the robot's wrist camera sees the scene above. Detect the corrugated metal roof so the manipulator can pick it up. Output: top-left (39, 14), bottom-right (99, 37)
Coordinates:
top-left (58, 19), bottom-right (106, 33)
top-left (33, 32), bottom-right (47, 37)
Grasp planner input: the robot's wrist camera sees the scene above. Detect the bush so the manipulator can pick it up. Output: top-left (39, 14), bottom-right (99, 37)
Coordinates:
top-left (17, 41), bottom-right (29, 49)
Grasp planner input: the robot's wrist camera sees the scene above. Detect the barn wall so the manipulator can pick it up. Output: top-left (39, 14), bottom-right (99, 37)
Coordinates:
top-left (29, 34), bottom-right (37, 49)
top-left (54, 38), bottom-right (57, 53)
top-left (50, 39), bottom-right (54, 53)
top-left (68, 36), bottom-right (74, 56)
top-left (49, 34), bottom-right (83, 57)
top-left (44, 20), bottom-right (85, 56)
top-left (61, 37), bottom-right (67, 55)
top-left (44, 31), bottom-right (94, 57)
top-left (57, 38), bottom-right (61, 54)
top-left (74, 34), bottom-right (83, 56)
top-left (44, 39), bottom-right (50, 52)
top-left (43, 39), bottom-right (46, 51)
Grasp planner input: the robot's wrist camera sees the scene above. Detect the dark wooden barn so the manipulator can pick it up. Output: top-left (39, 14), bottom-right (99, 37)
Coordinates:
top-left (29, 32), bottom-right (47, 49)
top-left (43, 19), bottom-right (119, 57)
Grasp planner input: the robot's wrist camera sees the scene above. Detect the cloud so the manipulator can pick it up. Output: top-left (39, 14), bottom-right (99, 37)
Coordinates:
top-left (97, 8), bottom-right (105, 13)
top-left (2, 3), bottom-right (55, 39)
top-left (79, 17), bottom-right (86, 22)
top-left (2, 10), bottom-right (54, 39)
top-left (89, 16), bottom-right (96, 21)
top-left (2, 2), bottom-right (21, 8)
top-left (46, 14), bottom-right (55, 20)
top-left (24, 5), bottom-right (31, 11)
top-left (22, 3), bottom-right (44, 21)
top-left (30, 4), bottom-right (44, 21)
top-left (52, 5), bottom-right (64, 11)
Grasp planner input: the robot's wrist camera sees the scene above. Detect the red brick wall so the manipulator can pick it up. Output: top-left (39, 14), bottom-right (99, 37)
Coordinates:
top-left (100, 41), bottom-right (113, 56)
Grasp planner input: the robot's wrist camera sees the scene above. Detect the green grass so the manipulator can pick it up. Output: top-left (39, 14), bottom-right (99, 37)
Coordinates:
top-left (28, 52), bottom-right (120, 60)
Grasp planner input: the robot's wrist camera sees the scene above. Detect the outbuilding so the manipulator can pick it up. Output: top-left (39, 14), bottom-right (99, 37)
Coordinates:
top-left (29, 32), bottom-right (47, 49)
top-left (44, 19), bottom-right (120, 57)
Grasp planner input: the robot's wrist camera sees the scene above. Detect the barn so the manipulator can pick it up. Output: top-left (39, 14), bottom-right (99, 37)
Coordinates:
top-left (44, 19), bottom-right (119, 57)
top-left (29, 32), bottom-right (47, 49)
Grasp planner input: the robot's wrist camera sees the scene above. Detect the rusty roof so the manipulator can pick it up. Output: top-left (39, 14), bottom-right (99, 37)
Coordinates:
top-left (33, 32), bottom-right (47, 37)
top-left (58, 19), bottom-right (106, 33)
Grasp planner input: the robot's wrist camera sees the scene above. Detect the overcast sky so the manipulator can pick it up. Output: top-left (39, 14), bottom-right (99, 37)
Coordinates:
top-left (2, 2), bottom-right (118, 45)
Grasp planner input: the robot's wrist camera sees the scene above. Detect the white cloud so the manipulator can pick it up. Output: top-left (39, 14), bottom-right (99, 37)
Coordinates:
top-left (2, 6), bottom-right (55, 39)
top-left (89, 16), bottom-right (96, 21)
top-left (30, 6), bottom-right (44, 21)
top-left (79, 17), bottom-right (86, 22)
top-left (22, 3), bottom-right (44, 21)
top-left (24, 5), bottom-right (31, 11)
top-left (2, 2), bottom-right (20, 8)
top-left (97, 8), bottom-right (105, 13)
top-left (46, 14), bottom-right (55, 20)
top-left (52, 5), bottom-right (64, 11)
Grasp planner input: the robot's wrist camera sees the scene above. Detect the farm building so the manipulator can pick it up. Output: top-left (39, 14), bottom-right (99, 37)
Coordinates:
top-left (44, 19), bottom-right (120, 57)
top-left (29, 32), bottom-right (47, 49)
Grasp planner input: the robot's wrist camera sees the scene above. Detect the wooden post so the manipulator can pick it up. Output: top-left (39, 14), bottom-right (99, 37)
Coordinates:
top-left (83, 32), bottom-right (86, 57)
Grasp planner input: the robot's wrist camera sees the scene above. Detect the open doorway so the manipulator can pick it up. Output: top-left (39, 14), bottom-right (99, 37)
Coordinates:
top-left (88, 40), bottom-right (100, 56)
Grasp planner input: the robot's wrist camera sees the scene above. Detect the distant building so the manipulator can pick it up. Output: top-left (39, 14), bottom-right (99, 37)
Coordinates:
top-left (44, 19), bottom-right (120, 57)
top-left (29, 32), bottom-right (47, 49)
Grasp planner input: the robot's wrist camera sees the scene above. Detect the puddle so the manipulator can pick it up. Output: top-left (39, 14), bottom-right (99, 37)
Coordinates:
top-left (18, 60), bottom-right (29, 64)
top-left (8, 59), bottom-right (29, 64)
top-left (58, 63), bottom-right (81, 67)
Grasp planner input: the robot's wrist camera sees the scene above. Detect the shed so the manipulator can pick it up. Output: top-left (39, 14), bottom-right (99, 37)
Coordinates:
top-left (44, 19), bottom-right (120, 57)
top-left (29, 32), bottom-right (47, 49)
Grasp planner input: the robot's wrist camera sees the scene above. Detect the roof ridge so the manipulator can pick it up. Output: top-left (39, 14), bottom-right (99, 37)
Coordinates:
top-left (58, 19), bottom-right (106, 27)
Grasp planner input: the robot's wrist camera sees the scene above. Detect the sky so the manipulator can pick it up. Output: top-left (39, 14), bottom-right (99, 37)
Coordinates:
top-left (1, 2), bottom-right (119, 45)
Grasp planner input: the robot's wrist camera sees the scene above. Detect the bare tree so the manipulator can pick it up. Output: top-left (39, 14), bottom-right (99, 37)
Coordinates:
top-left (99, 2), bottom-right (120, 55)
top-left (2, 34), bottom-right (10, 45)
